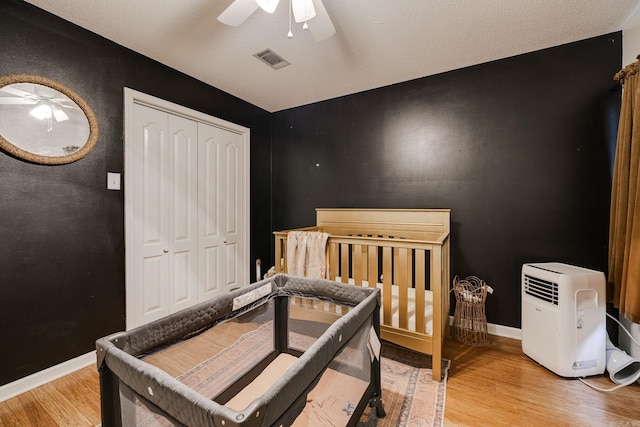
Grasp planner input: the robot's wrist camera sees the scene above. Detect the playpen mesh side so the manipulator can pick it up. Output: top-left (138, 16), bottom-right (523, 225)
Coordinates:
top-left (98, 274), bottom-right (380, 427)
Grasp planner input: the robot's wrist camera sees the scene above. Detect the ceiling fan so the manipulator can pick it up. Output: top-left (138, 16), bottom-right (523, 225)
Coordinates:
top-left (0, 84), bottom-right (73, 122)
top-left (218, 0), bottom-right (336, 41)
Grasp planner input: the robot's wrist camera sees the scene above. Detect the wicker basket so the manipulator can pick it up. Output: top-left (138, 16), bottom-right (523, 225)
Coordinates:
top-left (452, 275), bottom-right (489, 346)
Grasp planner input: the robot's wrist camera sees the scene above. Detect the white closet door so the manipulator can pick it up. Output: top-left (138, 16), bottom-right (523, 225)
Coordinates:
top-left (130, 104), bottom-right (198, 328)
top-left (167, 114), bottom-right (199, 313)
top-left (125, 88), bottom-right (250, 331)
top-left (198, 122), bottom-right (243, 298)
top-left (130, 103), bottom-right (170, 327)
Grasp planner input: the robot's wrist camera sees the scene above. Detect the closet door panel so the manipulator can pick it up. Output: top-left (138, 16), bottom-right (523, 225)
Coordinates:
top-left (168, 115), bottom-right (199, 312)
top-left (142, 256), bottom-right (165, 315)
top-left (223, 135), bottom-right (243, 290)
top-left (198, 123), bottom-right (224, 299)
top-left (203, 246), bottom-right (219, 296)
top-left (131, 104), bottom-right (170, 326)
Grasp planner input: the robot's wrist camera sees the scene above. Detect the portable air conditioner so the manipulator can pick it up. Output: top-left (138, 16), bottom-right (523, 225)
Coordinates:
top-left (521, 262), bottom-right (606, 377)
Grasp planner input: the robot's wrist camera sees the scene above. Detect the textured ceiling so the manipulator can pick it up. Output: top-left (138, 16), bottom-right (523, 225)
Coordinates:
top-left (24, 0), bottom-right (640, 112)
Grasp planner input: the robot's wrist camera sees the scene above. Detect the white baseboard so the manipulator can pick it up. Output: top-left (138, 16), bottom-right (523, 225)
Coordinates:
top-left (449, 316), bottom-right (522, 341)
top-left (0, 351), bottom-right (96, 403)
top-left (488, 323), bottom-right (522, 340)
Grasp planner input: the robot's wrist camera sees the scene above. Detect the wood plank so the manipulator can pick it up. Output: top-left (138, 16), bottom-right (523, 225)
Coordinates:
top-left (415, 249), bottom-right (426, 334)
top-left (49, 366), bottom-right (101, 422)
top-left (328, 241), bottom-right (338, 281)
top-left (3, 393), bottom-right (59, 426)
top-left (340, 243), bottom-right (349, 284)
top-left (0, 397), bottom-right (21, 426)
top-left (382, 246), bottom-right (392, 326)
top-left (367, 245), bottom-right (378, 288)
top-left (316, 208), bottom-right (450, 240)
top-left (430, 246), bottom-right (442, 382)
top-left (29, 382), bottom-right (94, 426)
top-left (275, 234), bottom-right (284, 273)
top-left (352, 243), bottom-right (362, 286)
top-left (398, 247), bottom-right (408, 330)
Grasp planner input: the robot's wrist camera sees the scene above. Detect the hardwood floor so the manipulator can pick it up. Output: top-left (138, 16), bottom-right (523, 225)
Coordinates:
top-left (442, 336), bottom-right (640, 427)
top-left (1, 335), bottom-right (639, 426)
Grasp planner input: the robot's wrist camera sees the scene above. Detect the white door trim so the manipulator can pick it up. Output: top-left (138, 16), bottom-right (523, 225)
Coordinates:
top-left (123, 88), bottom-right (250, 330)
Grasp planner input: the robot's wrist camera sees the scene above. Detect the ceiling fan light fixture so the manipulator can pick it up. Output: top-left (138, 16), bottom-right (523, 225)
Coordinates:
top-left (256, 0), bottom-right (279, 13)
top-left (218, 0), bottom-right (335, 41)
top-left (30, 103), bottom-right (52, 120)
top-left (292, 0), bottom-right (315, 23)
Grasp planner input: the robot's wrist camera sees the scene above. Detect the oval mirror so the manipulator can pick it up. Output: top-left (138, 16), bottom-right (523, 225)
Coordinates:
top-left (0, 74), bottom-right (98, 165)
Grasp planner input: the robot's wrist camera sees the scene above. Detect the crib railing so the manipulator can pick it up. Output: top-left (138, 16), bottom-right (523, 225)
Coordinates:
top-left (274, 229), bottom-right (450, 380)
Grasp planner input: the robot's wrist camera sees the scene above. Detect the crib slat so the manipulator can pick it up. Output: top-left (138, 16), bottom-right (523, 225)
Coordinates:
top-left (368, 245), bottom-right (378, 288)
top-left (382, 246), bottom-right (392, 326)
top-left (431, 246), bottom-right (443, 381)
top-left (353, 244), bottom-right (363, 286)
top-left (326, 242), bottom-right (338, 313)
top-left (328, 241), bottom-right (338, 281)
top-left (398, 248), bottom-right (409, 330)
top-left (442, 238), bottom-right (451, 336)
top-left (408, 248), bottom-right (413, 288)
top-left (361, 244), bottom-right (368, 284)
top-left (415, 249), bottom-right (426, 334)
top-left (340, 243), bottom-right (349, 284)
top-left (393, 247), bottom-right (399, 285)
top-left (275, 234), bottom-right (285, 273)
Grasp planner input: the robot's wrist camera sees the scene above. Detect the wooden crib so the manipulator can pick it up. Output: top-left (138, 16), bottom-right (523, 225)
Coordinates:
top-left (274, 208), bottom-right (451, 381)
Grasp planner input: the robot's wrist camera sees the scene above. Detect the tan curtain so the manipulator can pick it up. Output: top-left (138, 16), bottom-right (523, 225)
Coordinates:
top-left (609, 58), bottom-right (640, 323)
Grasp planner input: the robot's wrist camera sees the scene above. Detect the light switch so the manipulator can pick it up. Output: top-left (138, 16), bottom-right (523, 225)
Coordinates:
top-left (107, 172), bottom-right (121, 190)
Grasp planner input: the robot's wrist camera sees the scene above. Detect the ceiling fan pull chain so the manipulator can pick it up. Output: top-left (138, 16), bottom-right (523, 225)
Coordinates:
top-left (287, 0), bottom-right (293, 38)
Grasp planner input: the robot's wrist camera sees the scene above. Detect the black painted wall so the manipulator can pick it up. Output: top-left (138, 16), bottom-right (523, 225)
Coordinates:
top-left (272, 34), bottom-right (621, 329)
top-left (0, 0), bottom-right (271, 386)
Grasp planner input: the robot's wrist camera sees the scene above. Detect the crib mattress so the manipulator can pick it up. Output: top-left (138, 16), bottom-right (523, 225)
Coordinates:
top-left (375, 283), bottom-right (434, 335)
top-left (336, 278), bottom-right (434, 335)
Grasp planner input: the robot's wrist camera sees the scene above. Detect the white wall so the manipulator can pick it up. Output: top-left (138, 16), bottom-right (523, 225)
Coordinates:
top-left (623, 8), bottom-right (640, 66)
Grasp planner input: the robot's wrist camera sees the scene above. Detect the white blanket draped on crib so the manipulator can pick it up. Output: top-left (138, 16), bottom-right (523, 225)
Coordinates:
top-left (286, 231), bottom-right (329, 278)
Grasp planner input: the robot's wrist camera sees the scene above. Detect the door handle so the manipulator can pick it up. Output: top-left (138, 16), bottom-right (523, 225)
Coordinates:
top-left (163, 249), bottom-right (169, 254)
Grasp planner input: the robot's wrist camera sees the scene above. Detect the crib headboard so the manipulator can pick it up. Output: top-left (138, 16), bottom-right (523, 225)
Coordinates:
top-left (315, 208), bottom-right (450, 242)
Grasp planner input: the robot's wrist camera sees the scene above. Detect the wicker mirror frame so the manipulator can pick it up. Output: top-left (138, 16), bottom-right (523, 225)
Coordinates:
top-left (0, 74), bottom-right (99, 165)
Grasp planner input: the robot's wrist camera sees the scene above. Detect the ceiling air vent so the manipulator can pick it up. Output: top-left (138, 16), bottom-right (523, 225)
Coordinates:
top-left (253, 49), bottom-right (290, 70)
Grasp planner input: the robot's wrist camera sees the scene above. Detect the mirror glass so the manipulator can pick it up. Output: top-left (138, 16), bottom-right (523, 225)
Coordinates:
top-left (0, 74), bottom-right (98, 164)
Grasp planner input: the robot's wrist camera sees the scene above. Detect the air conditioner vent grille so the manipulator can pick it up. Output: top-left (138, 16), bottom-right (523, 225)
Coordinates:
top-left (253, 49), bottom-right (290, 70)
top-left (524, 274), bottom-right (558, 305)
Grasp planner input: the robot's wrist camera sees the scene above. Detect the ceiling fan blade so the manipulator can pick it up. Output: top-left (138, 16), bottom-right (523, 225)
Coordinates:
top-left (256, 0), bottom-right (279, 14)
top-left (292, 0), bottom-right (315, 23)
top-left (0, 85), bottom-right (34, 98)
top-left (308, 0), bottom-right (335, 41)
top-left (218, 0), bottom-right (260, 27)
top-left (0, 97), bottom-right (37, 105)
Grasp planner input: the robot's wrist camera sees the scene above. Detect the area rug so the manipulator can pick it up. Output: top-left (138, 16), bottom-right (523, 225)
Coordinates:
top-left (142, 324), bottom-right (449, 426)
top-left (358, 342), bottom-right (450, 427)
